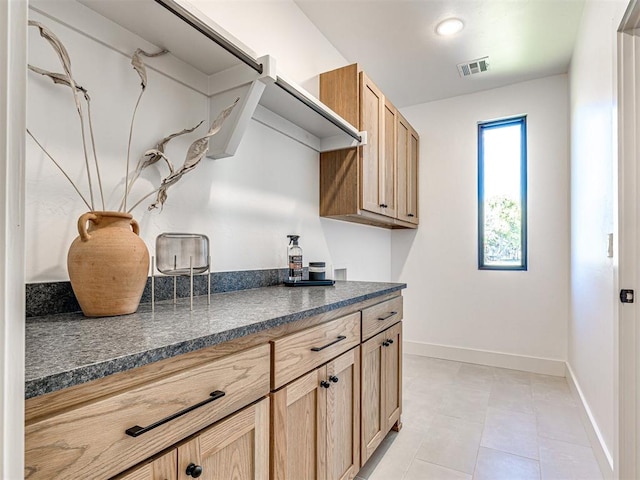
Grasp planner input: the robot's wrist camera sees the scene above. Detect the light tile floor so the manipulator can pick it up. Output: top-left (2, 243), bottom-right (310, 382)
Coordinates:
top-left (356, 354), bottom-right (603, 480)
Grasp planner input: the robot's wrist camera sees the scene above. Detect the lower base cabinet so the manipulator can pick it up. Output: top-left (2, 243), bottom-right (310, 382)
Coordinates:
top-left (361, 322), bottom-right (402, 465)
top-left (271, 347), bottom-right (360, 480)
top-left (26, 344), bottom-right (270, 480)
top-left (116, 398), bottom-right (270, 480)
top-left (27, 295), bottom-right (404, 480)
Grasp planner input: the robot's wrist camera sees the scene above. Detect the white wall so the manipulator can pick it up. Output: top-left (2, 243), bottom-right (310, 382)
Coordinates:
top-left (189, 0), bottom-right (347, 96)
top-left (569, 0), bottom-right (628, 466)
top-left (391, 75), bottom-right (570, 370)
top-left (25, 1), bottom-right (391, 284)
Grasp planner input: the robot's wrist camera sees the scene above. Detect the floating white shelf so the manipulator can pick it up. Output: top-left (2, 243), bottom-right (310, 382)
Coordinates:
top-left (72, 0), bottom-right (364, 157)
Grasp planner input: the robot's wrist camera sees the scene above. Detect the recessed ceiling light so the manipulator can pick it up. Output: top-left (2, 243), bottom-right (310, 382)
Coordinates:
top-left (436, 18), bottom-right (464, 36)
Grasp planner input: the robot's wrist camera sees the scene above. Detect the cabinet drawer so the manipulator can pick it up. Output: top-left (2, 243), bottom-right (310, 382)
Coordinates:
top-left (361, 296), bottom-right (403, 341)
top-left (272, 312), bottom-right (360, 389)
top-left (25, 343), bottom-right (270, 480)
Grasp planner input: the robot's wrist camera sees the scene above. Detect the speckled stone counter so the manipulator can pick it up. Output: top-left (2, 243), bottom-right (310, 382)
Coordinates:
top-left (25, 281), bottom-right (405, 399)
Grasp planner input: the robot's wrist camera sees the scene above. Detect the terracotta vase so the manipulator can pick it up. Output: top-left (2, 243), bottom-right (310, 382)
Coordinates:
top-left (67, 211), bottom-right (149, 317)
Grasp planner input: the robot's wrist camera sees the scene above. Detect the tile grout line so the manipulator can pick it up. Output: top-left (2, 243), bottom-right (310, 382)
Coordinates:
top-left (477, 446), bottom-right (543, 477)
top-left (400, 355), bottom-right (600, 479)
top-left (400, 433), bottom-right (430, 480)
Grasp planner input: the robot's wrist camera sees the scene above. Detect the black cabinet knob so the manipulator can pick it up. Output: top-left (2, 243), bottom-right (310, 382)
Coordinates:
top-left (382, 341), bottom-right (389, 347)
top-left (329, 375), bottom-right (339, 383)
top-left (320, 380), bottom-right (331, 388)
top-left (387, 339), bottom-right (394, 344)
top-left (186, 463), bottom-right (203, 478)
top-left (408, 213), bottom-right (415, 217)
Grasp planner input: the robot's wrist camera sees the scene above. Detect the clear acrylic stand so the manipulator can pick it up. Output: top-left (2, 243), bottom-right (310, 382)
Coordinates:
top-left (151, 255), bottom-right (211, 312)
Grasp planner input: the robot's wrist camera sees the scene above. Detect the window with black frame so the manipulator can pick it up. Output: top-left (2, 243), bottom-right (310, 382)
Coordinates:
top-left (477, 115), bottom-right (527, 270)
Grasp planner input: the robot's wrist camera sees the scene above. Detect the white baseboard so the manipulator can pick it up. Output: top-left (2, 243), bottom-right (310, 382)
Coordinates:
top-left (565, 363), bottom-right (613, 480)
top-left (403, 340), bottom-right (566, 376)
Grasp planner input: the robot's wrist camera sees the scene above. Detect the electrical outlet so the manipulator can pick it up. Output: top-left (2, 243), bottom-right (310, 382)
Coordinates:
top-left (334, 268), bottom-right (347, 281)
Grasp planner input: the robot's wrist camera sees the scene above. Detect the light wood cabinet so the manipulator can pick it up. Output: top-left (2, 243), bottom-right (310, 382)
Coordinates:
top-left (361, 322), bottom-right (402, 465)
top-left (177, 398), bottom-right (269, 480)
top-left (272, 311), bottom-right (360, 390)
top-left (361, 296), bottom-right (403, 342)
top-left (326, 348), bottom-right (361, 480)
top-left (26, 344), bottom-right (270, 480)
top-left (115, 399), bottom-right (269, 480)
top-left (26, 293), bottom-right (404, 480)
top-left (397, 113), bottom-right (419, 224)
top-left (382, 99), bottom-right (398, 219)
top-left (271, 347), bottom-right (360, 480)
top-left (115, 450), bottom-right (177, 480)
top-left (319, 64), bottom-right (418, 229)
top-left (359, 71), bottom-right (385, 215)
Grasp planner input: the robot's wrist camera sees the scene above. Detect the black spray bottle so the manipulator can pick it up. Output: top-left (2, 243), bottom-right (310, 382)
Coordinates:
top-left (287, 235), bottom-right (303, 282)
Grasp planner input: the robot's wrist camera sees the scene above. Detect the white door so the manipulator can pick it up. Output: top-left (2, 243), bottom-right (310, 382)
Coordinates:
top-left (618, 4), bottom-right (640, 477)
top-left (0, 0), bottom-right (27, 478)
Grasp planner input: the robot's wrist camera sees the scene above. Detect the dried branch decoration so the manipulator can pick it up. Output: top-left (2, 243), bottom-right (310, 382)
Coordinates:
top-left (29, 20), bottom-right (102, 210)
top-left (148, 98), bottom-right (239, 211)
top-left (27, 22), bottom-right (238, 214)
top-left (28, 65), bottom-right (88, 98)
top-left (119, 121), bottom-right (203, 212)
top-left (124, 48), bottom-right (169, 212)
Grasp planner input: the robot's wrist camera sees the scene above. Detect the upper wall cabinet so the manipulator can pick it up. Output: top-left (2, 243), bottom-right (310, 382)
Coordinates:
top-left (319, 64), bottom-right (419, 229)
top-left (397, 113), bottom-right (419, 224)
top-left (32, 0), bottom-right (363, 158)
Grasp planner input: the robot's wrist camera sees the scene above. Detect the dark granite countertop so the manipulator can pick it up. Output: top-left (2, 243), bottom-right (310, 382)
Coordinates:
top-left (25, 280), bottom-right (405, 399)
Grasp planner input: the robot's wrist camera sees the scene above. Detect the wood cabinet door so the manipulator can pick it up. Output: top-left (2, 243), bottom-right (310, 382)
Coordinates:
top-left (326, 347), bottom-right (360, 480)
top-left (382, 323), bottom-right (402, 432)
top-left (177, 398), bottom-right (269, 480)
top-left (359, 71), bottom-right (384, 215)
top-left (271, 369), bottom-right (326, 480)
top-left (360, 323), bottom-right (403, 466)
top-left (407, 125), bottom-right (419, 224)
top-left (272, 347), bottom-right (361, 480)
top-left (397, 114), bottom-right (418, 224)
top-left (382, 99), bottom-right (398, 218)
top-left (360, 332), bottom-right (386, 465)
top-left (115, 450), bottom-right (177, 480)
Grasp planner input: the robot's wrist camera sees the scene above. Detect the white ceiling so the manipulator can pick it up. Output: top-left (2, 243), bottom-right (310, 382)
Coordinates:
top-left (295, 0), bottom-right (586, 108)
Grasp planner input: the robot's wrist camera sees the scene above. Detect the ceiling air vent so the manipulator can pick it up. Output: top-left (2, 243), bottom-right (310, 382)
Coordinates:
top-left (457, 57), bottom-right (490, 77)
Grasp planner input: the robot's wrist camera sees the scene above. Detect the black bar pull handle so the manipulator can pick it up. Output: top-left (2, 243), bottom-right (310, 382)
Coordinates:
top-left (311, 335), bottom-right (347, 352)
top-left (378, 311), bottom-right (398, 321)
top-left (125, 390), bottom-right (226, 437)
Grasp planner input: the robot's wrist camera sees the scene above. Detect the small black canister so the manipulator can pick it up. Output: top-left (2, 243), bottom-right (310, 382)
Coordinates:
top-left (308, 262), bottom-right (326, 281)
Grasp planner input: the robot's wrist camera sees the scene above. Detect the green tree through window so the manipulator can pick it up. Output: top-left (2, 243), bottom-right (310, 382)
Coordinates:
top-left (478, 116), bottom-right (527, 270)
top-left (484, 196), bottom-right (521, 263)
